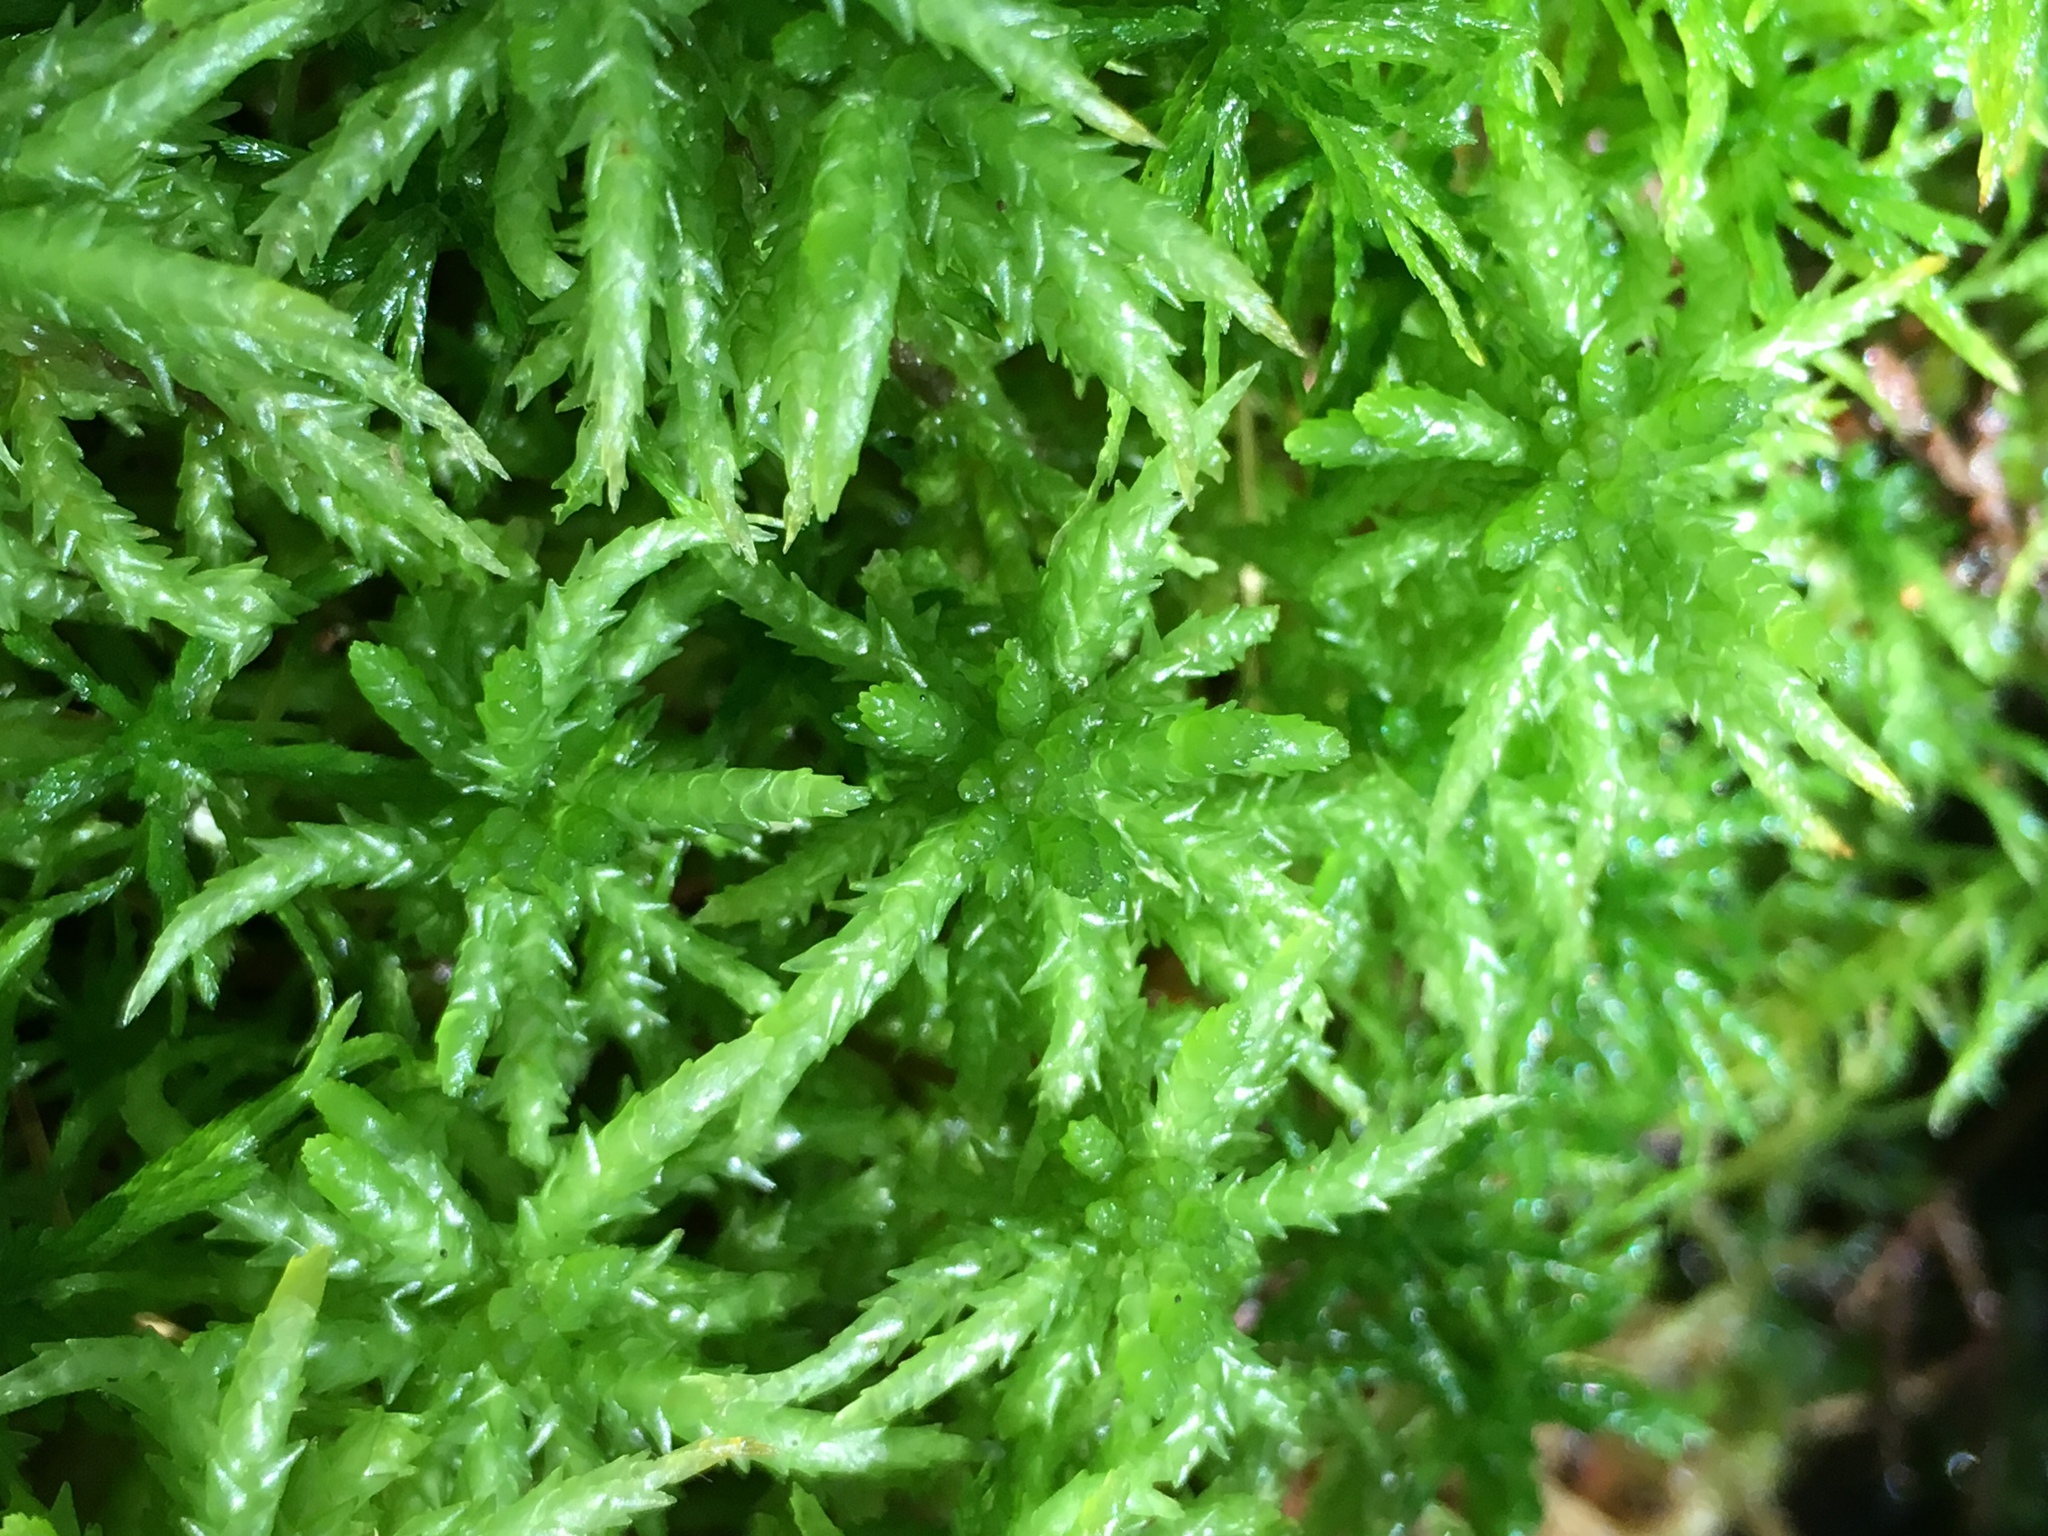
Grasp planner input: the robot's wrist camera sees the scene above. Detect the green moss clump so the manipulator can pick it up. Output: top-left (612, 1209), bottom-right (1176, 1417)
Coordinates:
top-left (1, 1), bottom-right (2045, 1532)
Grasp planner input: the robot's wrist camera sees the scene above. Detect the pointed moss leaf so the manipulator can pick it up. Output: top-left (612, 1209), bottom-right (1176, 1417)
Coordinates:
top-left (1224, 1097), bottom-right (1516, 1237)
top-left (836, 1252), bottom-right (1081, 1427)
top-left (593, 559), bottom-right (724, 690)
top-left (274, 1411), bottom-right (429, 1536)
top-left (305, 1084), bottom-right (483, 1285)
top-left (1348, 385), bottom-right (1528, 465)
top-left (0, 914), bottom-right (56, 995)
top-left (299, 1133), bottom-right (460, 1286)
top-left (1026, 887), bottom-right (1125, 1115)
top-left (979, 105), bottom-right (1295, 351)
top-left (616, 768), bottom-right (872, 839)
top-left (1282, 415), bottom-right (1380, 468)
top-left (1059, 1114), bottom-right (1124, 1182)
top-left (2003, 517), bottom-right (2048, 623)
top-left (471, 1440), bottom-right (759, 1536)
top-left (790, 1489), bottom-right (846, 1536)
top-left (588, 866), bottom-right (784, 1017)
top-left (437, 880), bottom-right (528, 1094)
top-left (1483, 481), bottom-right (1582, 571)
top-left (729, 807), bottom-right (995, 1147)
top-left (1904, 281), bottom-right (2023, 396)
top-left (252, 11), bottom-right (500, 274)
top-left (1013, 1465), bottom-right (1182, 1536)
top-left (512, 1241), bottom-right (806, 1339)
top-left (1008, 207), bottom-right (1219, 496)
top-left (1289, 5), bottom-right (1516, 66)
top-left (9, 0), bottom-right (349, 189)
top-left (495, 96), bottom-right (578, 299)
top-left (917, 133), bottom-right (1213, 496)
top-left (857, 683), bottom-right (968, 759)
top-left (661, 80), bottom-right (751, 554)
top-left (1672, 0), bottom-right (1753, 82)
top-left (1428, 555), bottom-right (1580, 850)
top-left (489, 911), bottom-right (583, 1170)
top-left (531, 518), bottom-right (724, 718)
top-left (4, 748), bottom-right (130, 848)
top-left (524, 815), bottom-right (985, 1246)
top-left (696, 804), bottom-right (924, 930)
top-left (193, 1246), bottom-right (329, 1536)
top-left (898, 0), bottom-right (1163, 147)
top-left (1097, 705), bottom-right (1348, 788)
top-left (1115, 606), bottom-right (1278, 693)
top-left (1728, 256), bottom-right (1947, 380)
top-left (347, 643), bottom-right (471, 777)
top-left (1738, 645), bottom-right (1912, 813)
top-left (1780, 686), bottom-right (1914, 814)
top-left (1308, 112), bottom-right (1484, 363)
top-left (1558, 644), bottom-right (1626, 909)
top-left (1932, 953), bottom-right (2048, 1134)
top-left (578, 907), bottom-right (673, 1075)
top-left (176, 413), bottom-right (253, 568)
top-left (52, 1003), bottom-right (378, 1266)
top-left (609, 1377), bottom-right (965, 1476)
top-left (0, 9), bottom-right (153, 145)
top-left (0, 207), bottom-right (500, 479)
top-left (1658, 5), bottom-right (1736, 233)
top-left (705, 545), bottom-right (888, 682)
top-left (759, 1238), bottom-right (1027, 1406)
top-left (1037, 456), bottom-right (1179, 687)
top-left (4, 623), bottom-right (136, 720)
top-left (559, 0), bottom-right (669, 513)
top-left (1714, 720), bottom-right (1850, 857)
top-left (221, 389), bottom-right (511, 579)
top-left (0, 522), bottom-right (89, 627)
top-left (1968, 0), bottom-right (2044, 203)
top-left (776, 90), bottom-right (913, 538)
top-left (125, 825), bottom-right (433, 1021)
top-left (0, 1335), bottom-right (182, 1416)
top-left (1153, 929), bottom-right (1330, 1161)
top-left (469, 646), bottom-right (560, 792)
top-left (1038, 371), bottom-right (1254, 689)
top-left (14, 377), bottom-right (288, 668)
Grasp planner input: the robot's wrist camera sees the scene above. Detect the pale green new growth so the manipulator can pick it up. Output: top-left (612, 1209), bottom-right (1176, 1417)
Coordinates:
top-left (195, 1246), bottom-right (330, 1536)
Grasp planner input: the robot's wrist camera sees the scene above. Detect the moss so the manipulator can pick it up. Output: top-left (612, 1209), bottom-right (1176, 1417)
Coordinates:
top-left (0, 1), bottom-right (2044, 1532)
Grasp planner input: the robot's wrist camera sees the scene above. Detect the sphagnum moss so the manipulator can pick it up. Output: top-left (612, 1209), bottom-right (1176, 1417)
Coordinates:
top-left (0, 0), bottom-right (2045, 1532)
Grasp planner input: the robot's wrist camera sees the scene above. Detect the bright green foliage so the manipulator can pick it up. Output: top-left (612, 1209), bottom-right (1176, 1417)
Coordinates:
top-left (2, 1), bottom-right (2047, 1533)
top-left (195, 1245), bottom-right (329, 1536)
